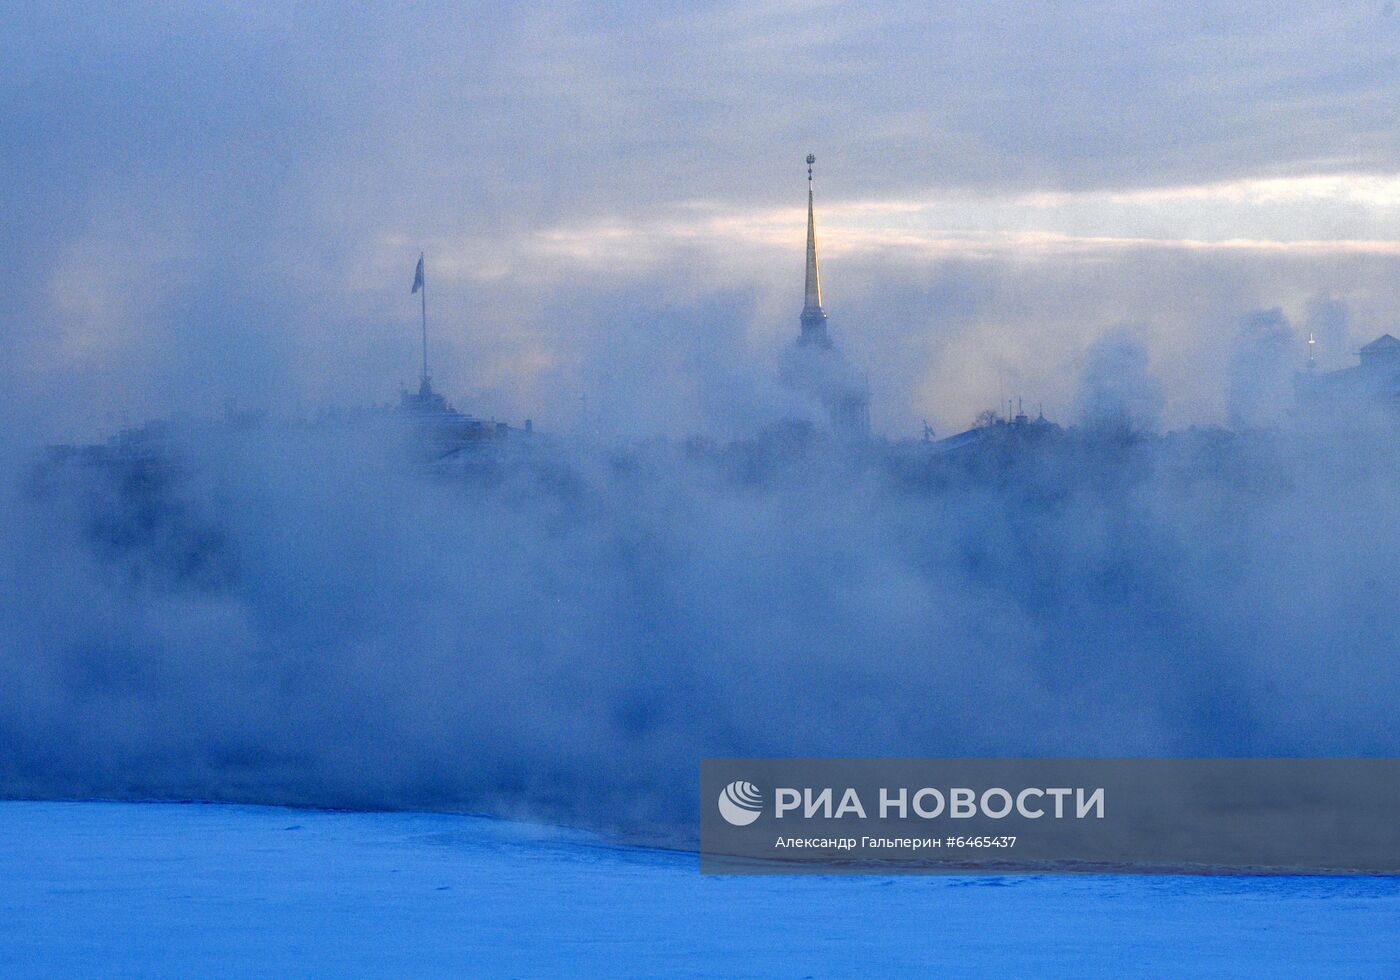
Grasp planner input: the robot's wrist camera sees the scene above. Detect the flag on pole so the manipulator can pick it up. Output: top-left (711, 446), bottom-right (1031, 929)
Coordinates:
top-left (411, 254), bottom-right (424, 294)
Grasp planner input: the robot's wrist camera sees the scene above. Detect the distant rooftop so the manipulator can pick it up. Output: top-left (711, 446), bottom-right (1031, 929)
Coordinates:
top-left (1360, 334), bottom-right (1400, 356)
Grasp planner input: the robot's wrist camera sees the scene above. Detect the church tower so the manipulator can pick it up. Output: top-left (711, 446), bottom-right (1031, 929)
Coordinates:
top-left (799, 154), bottom-right (831, 348)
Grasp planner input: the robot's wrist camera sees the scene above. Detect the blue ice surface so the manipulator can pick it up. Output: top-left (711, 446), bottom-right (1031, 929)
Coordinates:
top-left (0, 800), bottom-right (1397, 977)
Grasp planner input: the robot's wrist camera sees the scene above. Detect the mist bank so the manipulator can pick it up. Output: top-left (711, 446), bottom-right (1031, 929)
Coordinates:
top-left (3, 418), bottom-right (1398, 836)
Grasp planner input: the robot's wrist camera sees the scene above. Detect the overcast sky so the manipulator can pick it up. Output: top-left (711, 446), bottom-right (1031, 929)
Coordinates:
top-left (5, 1), bottom-right (1400, 440)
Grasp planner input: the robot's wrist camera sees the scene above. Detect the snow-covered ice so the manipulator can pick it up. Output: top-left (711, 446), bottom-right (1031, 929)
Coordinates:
top-left (1, 800), bottom-right (1397, 976)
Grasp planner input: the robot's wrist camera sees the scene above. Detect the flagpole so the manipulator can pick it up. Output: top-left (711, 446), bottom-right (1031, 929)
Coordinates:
top-left (420, 251), bottom-right (428, 386)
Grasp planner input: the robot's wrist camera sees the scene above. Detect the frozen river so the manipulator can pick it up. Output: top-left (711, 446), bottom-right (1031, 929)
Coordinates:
top-left (1, 801), bottom-right (1397, 976)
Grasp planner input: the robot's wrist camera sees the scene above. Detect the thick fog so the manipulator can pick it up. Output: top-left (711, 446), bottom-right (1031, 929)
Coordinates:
top-left (5, 2), bottom-right (1400, 837)
top-left (4, 405), bottom-right (1399, 835)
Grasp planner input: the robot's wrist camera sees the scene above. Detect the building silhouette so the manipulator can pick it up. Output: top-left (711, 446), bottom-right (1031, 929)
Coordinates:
top-left (1295, 333), bottom-right (1400, 425)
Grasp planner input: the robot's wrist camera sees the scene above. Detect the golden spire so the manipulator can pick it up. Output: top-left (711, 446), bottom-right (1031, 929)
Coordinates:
top-left (799, 153), bottom-right (830, 347)
top-left (803, 153), bottom-right (823, 314)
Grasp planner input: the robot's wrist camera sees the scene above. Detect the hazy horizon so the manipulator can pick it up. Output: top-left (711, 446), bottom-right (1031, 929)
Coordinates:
top-left (6, 3), bottom-right (1400, 445)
